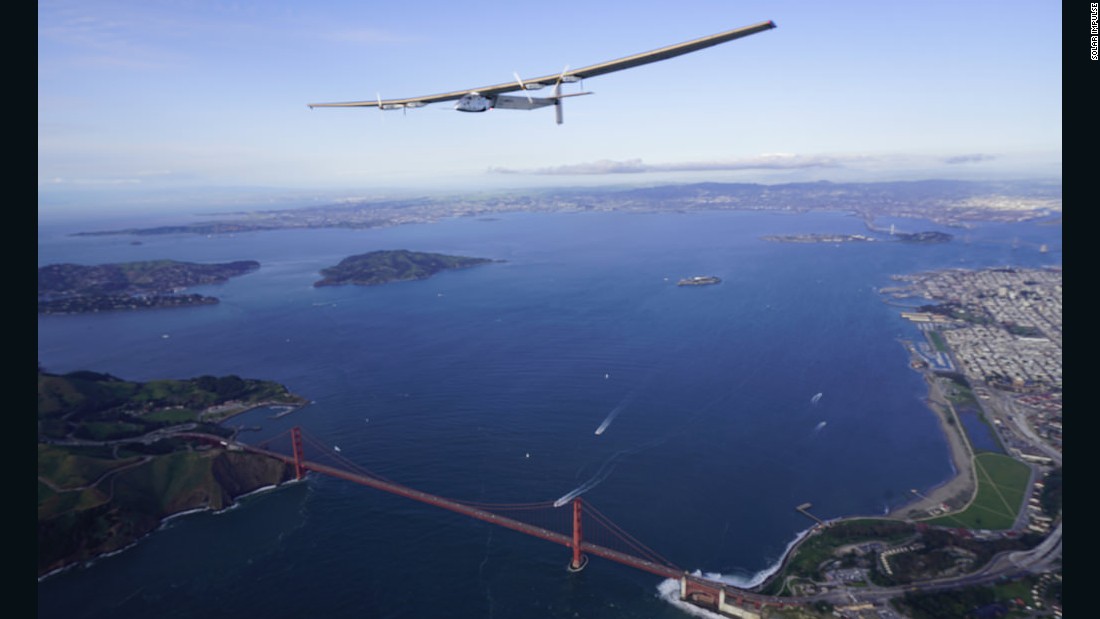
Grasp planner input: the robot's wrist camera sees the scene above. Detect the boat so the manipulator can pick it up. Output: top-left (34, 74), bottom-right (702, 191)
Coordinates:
top-left (677, 275), bottom-right (721, 286)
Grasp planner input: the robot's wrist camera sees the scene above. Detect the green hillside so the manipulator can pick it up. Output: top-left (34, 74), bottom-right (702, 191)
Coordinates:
top-left (37, 368), bottom-right (304, 577)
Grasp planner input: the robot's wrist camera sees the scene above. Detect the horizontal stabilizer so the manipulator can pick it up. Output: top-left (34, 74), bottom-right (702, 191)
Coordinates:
top-left (491, 95), bottom-right (557, 110)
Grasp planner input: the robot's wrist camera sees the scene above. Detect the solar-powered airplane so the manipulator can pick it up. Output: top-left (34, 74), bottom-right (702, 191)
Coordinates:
top-left (308, 20), bottom-right (776, 124)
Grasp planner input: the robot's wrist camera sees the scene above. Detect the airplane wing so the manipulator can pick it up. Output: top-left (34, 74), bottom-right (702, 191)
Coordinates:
top-left (307, 20), bottom-right (776, 110)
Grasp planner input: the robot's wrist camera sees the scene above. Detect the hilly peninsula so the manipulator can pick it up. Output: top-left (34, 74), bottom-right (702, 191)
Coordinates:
top-left (314, 250), bottom-right (497, 287)
top-left (38, 259), bottom-right (260, 314)
top-left (37, 367), bottom-right (308, 577)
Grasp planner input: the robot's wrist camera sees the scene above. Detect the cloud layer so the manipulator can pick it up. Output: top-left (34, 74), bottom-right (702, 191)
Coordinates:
top-left (944, 153), bottom-right (997, 164)
top-left (489, 154), bottom-right (847, 175)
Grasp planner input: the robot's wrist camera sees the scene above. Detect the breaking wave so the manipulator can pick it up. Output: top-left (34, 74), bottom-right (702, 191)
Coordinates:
top-left (654, 526), bottom-right (816, 613)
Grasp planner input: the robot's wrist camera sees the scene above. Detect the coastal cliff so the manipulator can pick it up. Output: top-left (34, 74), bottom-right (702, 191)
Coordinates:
top-left (37, 448), bottom-right (294, 577)
top-left (37, 369), bottom-right (304, 577)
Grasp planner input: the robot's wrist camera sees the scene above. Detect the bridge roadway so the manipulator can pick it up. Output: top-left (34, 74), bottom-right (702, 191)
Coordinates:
top-left (178, 432), bottom-right (868, 613)
top-left (238, 440), bottom-right (698, 578)
top-left (163, 433), bottom-right (1067, 615)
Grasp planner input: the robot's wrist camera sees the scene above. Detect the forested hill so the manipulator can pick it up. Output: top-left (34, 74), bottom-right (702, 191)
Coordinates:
top-left (38, 259), bottom-right (260, 313)
top-left (313, 249), bottom-right (497, 287)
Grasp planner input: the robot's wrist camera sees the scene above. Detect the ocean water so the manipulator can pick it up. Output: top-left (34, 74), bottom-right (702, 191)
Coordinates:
top-left (37, 209), bottom-right (1061, 618)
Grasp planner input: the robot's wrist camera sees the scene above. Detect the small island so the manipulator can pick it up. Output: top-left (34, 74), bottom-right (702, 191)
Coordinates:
top-left (893, 230), bottom-right (953, 243)
top-left (314, 249), bottom-right (498, 287)
top-left (38, 259), bottom-right (260, 314)
top-left (677, 275), bottom-right (722, 286)
top-left (761, 231), bottom-right (952, 245)
top-left (761, 233), bottom-right (878, 244)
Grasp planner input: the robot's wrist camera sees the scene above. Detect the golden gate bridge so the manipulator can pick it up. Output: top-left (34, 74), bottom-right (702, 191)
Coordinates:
top-left (183, 427), bottom-right (798, 617)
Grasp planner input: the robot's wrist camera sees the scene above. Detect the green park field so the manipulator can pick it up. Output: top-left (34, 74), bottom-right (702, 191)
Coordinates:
top-left (926, 452), bottom-right (1031, 530)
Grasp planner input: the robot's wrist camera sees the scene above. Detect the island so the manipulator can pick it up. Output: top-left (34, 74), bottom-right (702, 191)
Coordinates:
top-left (313, 249), bottom-right (498, 287)
top-left (761, 233), bottom-right (878, 243)
top-left (37, 367), bottom-right (309, 577)
top-left (677, 275), bottom-right (721, 286)
top-left (761, 231), bottom-right (952, 244)
top-left (38, 259), bottom-right (260, 314)
top-left (893, 230), bottom-right (953, 243)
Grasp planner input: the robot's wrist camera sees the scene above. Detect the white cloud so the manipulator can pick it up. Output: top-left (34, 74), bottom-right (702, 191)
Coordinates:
top-left (489, 153), bottom-right (848, 176)
top-left (944, 153), bottom-right (997, 165)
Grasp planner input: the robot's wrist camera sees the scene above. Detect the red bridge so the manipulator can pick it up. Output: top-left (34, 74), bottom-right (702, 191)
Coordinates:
top-left (192, 427), bottom-right (797, 617)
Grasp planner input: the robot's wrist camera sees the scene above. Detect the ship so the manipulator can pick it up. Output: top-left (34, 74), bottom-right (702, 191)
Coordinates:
top-left (677, 275), bottom-right (721, 286)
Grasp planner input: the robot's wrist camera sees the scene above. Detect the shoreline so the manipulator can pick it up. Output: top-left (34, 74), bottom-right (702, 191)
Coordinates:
top-left (37, 469), bottom-right (305, 582)
top-left (207, 397), bottom-right (310, 424)
top-left (750, 366), bottom-right (978, 594)
top-left (882, 369), bottom-right (977, 521)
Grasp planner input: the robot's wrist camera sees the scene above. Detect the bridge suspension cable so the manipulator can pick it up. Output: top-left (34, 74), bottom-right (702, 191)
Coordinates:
top-left (249, 426), bottom-right (682, 576)
top-left (584, 501), bottom-right (681, 571)
top-left (226, 425), bottom-right (797, 615)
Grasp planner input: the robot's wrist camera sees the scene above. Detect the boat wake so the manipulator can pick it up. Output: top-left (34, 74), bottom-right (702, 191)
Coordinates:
top-left (557, 386), bottom-right (718, 507)
top-left (811, 392), bottom-right (823, 405)
top-left (594, 406), bottom-right (621, 435)
top-left (594, 392), bottom-right (637, 436)
top-left (553, 451), bottom-right (629, 507)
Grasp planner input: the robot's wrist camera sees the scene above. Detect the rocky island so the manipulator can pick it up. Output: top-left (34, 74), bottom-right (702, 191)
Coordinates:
top-left (38, 259), bottom-right (260, 314)
top-left (314, 249), bottom-right (498, 287)
top-left (37, 368), bottom-right (309, 577)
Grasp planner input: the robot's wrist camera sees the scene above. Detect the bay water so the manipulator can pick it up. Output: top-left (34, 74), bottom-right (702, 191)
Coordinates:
top-left (37, 209), bottom-right (1061, 618)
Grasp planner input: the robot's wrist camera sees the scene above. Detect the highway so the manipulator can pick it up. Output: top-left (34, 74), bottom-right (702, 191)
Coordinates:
top-left (802, 522), bottom-right (1061, 607)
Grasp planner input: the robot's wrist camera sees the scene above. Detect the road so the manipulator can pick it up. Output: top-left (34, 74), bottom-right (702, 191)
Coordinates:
top-left (995, 392), bottom-right (1063, 465)
top-left (803, 522), bottom-right (1061, 607)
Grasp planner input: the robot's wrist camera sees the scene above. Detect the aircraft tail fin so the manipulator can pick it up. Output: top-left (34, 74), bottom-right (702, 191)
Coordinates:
top-left (553, 91), bottom-right (592, 125)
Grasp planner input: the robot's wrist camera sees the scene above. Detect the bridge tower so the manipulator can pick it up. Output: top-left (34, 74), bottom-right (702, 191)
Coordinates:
top-left (291, 426), bottom-right (306, 480)
top-left (568, 497), bottom-right (588, 571)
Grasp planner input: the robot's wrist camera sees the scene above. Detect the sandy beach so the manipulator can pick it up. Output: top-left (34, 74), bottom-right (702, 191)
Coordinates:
top-left (885, 371), bottom-right (977, 521)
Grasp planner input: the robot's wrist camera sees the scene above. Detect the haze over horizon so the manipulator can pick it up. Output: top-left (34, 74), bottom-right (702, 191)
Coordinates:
top-left (39, 1), bottom-right (1061, 217)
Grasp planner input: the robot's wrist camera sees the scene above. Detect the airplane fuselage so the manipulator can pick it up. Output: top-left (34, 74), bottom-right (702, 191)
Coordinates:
top-left (456, 93), bottom-right (493, 112)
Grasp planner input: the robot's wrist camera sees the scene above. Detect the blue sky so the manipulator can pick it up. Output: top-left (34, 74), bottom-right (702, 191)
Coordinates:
top-left (38, 1), bottom-right (1062, 215)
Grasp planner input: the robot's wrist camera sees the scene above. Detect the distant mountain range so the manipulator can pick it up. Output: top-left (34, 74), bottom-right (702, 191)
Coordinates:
top-left (71, 179), bottom-right (1061, 238)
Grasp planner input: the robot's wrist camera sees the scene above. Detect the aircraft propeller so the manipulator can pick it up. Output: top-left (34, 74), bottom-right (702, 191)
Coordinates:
top-left (513, 72), bottom-right (534, 104)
